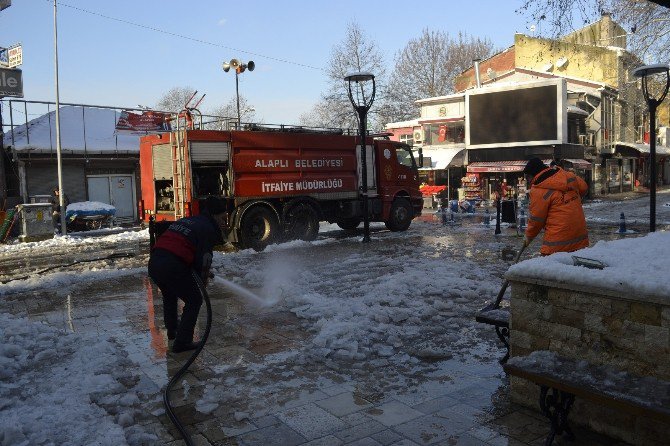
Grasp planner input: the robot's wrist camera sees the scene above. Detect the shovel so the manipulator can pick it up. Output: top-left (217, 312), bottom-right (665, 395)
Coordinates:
top-left (495, 242), bottom-right (527, 303)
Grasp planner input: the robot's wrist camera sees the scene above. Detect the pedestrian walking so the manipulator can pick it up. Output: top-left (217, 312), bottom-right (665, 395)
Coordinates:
top-left (148, 197), bottom-right (226, 353)
top-left (523, 158), bottom-right (589, 255)
top-left (51, 188), bottom-right (70, 234)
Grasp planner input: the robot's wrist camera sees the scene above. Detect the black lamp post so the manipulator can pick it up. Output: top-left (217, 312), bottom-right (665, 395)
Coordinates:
top-left (345, 72), bottom-right (376, 243)
top-left (633, 63), bottom-right (670, 233)
top-left (223, 59), bottom-right (255, 128)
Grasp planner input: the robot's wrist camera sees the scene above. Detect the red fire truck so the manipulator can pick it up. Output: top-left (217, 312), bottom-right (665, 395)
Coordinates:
top-left (139, 126), bottom-right (422, 251)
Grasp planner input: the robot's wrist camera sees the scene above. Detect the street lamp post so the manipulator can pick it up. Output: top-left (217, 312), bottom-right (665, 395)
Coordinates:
top-left (222, 59), bottom-right (255, 129)
top-left (633, 63), bottom-right (670, 233)
top-left (344, 72), bottom-right (376, 243)
top-left (53, 0), bottom-right (66, 235)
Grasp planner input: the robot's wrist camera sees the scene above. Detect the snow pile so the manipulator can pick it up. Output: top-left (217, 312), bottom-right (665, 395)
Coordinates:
top-left (0, 313), bottom-right (156, 446)
top-left (212, 231), bottom-right (502, 365)
top-left (507, 231), bottom-right (670, 299)
top-left (0, 267), bottom-right (144, 296)
top-left (0, 228), bottom-right (148, 255)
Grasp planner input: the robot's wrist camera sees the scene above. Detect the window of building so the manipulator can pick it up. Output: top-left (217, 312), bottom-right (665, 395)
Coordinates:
top-left (423, 122), bottom-right (465, 145)
top-left (399, 134), bottom-right (414, 146)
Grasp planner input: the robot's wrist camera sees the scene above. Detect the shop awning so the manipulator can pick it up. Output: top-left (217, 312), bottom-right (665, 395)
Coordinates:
top-left (614, 141), bottom-right (670, 157)
top-left (562, 159), bottom-right (593, 170)
top-left (419, 147), bottom-right (465, 170)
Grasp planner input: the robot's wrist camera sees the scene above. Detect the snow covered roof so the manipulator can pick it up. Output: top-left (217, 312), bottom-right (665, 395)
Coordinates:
top-left (3, 106), bottom-right (142, 154)
top-left (385, 119), bottom-right (420, 129)
top-left (506, 231), bottom-right (670, 304)
top-left (567, 105), bottom-right (590, 116)
top-left (615, 141), bottom-right (670, 156)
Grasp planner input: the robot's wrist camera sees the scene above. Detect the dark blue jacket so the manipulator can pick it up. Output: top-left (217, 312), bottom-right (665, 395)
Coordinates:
top-left (152, 214), bottom-right (223, 272)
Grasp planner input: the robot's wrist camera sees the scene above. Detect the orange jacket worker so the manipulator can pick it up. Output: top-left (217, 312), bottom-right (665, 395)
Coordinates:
top-left (523, 158), bottom-right (589, 255)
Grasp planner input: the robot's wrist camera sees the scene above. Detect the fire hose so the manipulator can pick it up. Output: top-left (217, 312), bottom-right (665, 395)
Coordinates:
top-left (162, 270), bottom-right (213, 446)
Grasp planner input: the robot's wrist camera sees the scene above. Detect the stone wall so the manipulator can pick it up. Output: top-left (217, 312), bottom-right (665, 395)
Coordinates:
top-left (508, 278), bottom-right (670, 445)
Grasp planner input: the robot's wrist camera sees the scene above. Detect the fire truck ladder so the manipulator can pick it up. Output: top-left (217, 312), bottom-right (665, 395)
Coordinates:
top-left (170, 129), bottom-right (187, 220)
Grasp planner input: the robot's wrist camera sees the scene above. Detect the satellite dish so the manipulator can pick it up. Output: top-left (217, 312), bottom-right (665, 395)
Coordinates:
top-left (247, 60), bottom-right (255, 71)
top-left (222, 62), bottom-right (230, 72)
top-left (486, 67), bottom-right (497, 80)
top-left (543, 62), bottom-right (554, 72)
top-left (556, 57), bottom-right (568, 68)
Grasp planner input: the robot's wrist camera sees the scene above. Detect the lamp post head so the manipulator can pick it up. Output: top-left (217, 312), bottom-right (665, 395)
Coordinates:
top-left (344, 72), bottom-right (374, 83)
top-left (632, 63), bottom-right (670, 79)
top-left (633, 63), bottom-right (670, 105)
top-left (344, 71), bottom-right (376, 110)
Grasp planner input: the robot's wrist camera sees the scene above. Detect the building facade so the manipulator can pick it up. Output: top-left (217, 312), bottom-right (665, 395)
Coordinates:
top-left (388, 13), bottom-right (670, 198)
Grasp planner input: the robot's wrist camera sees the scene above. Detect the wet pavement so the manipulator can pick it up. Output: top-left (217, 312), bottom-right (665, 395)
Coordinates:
top-left (0, 212), bottom-right (645, 446)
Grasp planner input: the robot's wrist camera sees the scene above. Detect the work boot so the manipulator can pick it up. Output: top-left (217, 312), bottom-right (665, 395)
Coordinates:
top-left (172, 340), bottom-right (200, 353)
top-left (166, 318), bottom-right (180, 340)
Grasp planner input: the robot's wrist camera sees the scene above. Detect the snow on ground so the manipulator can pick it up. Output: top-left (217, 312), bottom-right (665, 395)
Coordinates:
top-left (0, 266), bottom-right (144, 296)
top-left (192, 224), bottom-right (506, 415)
top-left (0, 200), bottom-right (662, 441)
top-left (0, 228), bottom-right (148, 256)
top-left (507, 230), bottom-right (670, 299)
top-left (0, 312), bottom-right (156, 446)
top-left (583, 189), bottom-right (670, 225)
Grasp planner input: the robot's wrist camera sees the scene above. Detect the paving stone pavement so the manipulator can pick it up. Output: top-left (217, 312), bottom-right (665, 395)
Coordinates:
top-left (0, 219), bottom-right (636, 446)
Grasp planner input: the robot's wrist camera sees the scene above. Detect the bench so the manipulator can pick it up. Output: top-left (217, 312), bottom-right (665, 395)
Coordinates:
top-left (475, 298), bottom-right (510, 363)
top-left (475, 246), bottom-right (526, 363)
top-left (504, 351), bottom-right (670, 446)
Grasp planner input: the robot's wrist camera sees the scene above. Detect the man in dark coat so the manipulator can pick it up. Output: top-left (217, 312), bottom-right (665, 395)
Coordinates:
top-left (51, 188), bottom-right (70, 234)
top-left (148, 197), bottom-right (226, 353)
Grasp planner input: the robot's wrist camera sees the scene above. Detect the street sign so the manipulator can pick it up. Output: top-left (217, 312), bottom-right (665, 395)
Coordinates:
top-left (0, 48), bottom-right (7, 67)
top-left (7, 44), bottom-right (21, 68)
top-left (0, 68), bottom-right (23, 97)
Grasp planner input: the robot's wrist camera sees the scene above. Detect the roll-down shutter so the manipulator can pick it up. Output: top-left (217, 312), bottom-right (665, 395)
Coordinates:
top-left (190, 142), bottom-right (230, 163)
top-left (152, 144), bottom-right (172, 180)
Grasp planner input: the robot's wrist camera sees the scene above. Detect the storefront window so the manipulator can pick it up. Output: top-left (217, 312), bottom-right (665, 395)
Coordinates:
top-left (622, 161), bottom-right (632, 186)
top-left (607, 159), bottom-right (620, 188)
top-left (423, 122), bottom-right (465, 145)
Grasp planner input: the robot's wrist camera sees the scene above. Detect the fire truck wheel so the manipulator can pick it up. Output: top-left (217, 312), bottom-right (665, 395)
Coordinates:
top-left (336, 217), bottom-right (361, 231)
top-left (385, 198), bottom-right (413, 232)
top-left (239, 206), bottom-right (278, 251)
top-left (287, 204), bottom-right (319, 241)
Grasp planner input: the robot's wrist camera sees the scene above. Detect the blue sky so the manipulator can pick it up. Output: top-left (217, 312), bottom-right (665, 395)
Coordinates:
top-left (1, 0), bottom-right (532, 124)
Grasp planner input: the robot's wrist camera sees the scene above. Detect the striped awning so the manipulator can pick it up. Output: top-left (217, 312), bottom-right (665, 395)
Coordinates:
top-left (466, 160), bottom-right (546, 173)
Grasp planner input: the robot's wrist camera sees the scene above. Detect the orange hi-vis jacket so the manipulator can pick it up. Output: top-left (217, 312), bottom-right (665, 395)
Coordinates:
top-left (526, 167), bottom-right (589, 255)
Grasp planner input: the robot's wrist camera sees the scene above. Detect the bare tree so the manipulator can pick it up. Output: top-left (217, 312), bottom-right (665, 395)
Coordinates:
top-left (155, 86), bottom-right (199, 112)
top-left (210, 96), bottom-right (256, 122)
top-left (517, 0), bottom-right (670, 62)
top-left (383, 30), bottom-right (494, 123)
top-left (301, 22), bottom-right (387, 131)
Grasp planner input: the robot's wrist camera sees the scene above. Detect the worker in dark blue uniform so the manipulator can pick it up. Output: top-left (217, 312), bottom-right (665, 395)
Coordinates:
top-left (148, 197), bottom-right (226, 353)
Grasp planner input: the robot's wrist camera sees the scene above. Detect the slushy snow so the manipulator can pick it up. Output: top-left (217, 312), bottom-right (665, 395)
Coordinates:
top-left (0, 313), bottom-right (157, 446)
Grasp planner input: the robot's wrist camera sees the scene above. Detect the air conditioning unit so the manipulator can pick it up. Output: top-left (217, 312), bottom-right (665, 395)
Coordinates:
top-left (413, 129), bottom-right (423, 143)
